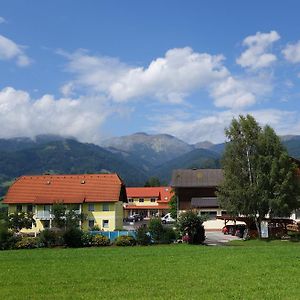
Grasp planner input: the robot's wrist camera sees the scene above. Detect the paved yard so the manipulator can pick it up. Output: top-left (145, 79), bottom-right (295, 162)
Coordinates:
top-left (205, 231), bottom-right (241, 246)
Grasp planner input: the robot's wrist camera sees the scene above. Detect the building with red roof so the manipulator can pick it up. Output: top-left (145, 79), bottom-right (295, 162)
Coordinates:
top-left (3, 173), bottom-right (127, 232)
top-left (125, 186), bottom-right (173, 218)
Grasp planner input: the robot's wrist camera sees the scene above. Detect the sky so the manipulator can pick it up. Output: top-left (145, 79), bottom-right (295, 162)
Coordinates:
top-left (1, 1), bottom-right (300, 144)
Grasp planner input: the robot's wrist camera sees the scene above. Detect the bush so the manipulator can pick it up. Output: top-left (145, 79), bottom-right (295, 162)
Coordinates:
top-left (39, 229), bottom-right (64, 247)
top-left (148, 218), bottom-right (164, 243)
top-left (0, 222), bottom-right (14, 250)
top-left (81, 232), bottom-right (93, 247)
top-left (63, 228), bottom-right (83, 248)
top-left (177, 211), bottom-right (205, 244)
top-left (136, 226), bottom-right (151, 246)
top-left (91, 225), bottom-right (100, 231)
top-left (92, 234), bottom-right (110, 246)
top-left (160, 227), bottom-right (176, 244)
top-left (115, 235), bottom-right (136, 246)
top-left (15, 237), bottom-right (39, 249)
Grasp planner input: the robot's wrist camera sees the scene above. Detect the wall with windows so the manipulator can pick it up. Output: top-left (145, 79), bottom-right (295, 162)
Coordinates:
top-left (82, 202), bottom-right (122, 231)
top-left (7, 201), bottom-right (123, 233)
top-left (127, 197), bottom-right (158, 206)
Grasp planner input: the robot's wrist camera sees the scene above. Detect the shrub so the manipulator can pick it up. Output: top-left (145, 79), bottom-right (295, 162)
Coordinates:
top-left (0, 222), bottom-right (14, 250)
top-left (92, 234), bottom-right (110, 246)
top-left (115, 235), bottom-right (136, 246)
top-left (81, 232), bottom-right (93, 247)
top-left (177, 211), bottom-right (205, 244)
top-left (91, 225), bottom-right (100, 231)
top-left (136, 226), bottom-right (151, 246)
top-left (160, 227), bottom-right (176, 244)
top-left (63, 228), bottom-right (83, 248)
top-left (15, 237), bottom-right (39, 249)
top-left (39, 229), bottom-right (64, 247)
top-left (148, 218), bottom-right (164, 243)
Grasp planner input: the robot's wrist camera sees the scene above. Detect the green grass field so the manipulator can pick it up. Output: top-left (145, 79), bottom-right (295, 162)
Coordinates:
top-left (0, 241), bottom-right (300, 299)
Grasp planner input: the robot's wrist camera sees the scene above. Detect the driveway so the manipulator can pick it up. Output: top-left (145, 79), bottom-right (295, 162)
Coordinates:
top-left (205, 231), bottom-right (241, 246)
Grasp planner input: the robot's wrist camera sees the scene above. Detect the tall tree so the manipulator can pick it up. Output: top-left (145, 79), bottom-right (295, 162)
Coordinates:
top-left (218, 115), bottom-right (300, 237)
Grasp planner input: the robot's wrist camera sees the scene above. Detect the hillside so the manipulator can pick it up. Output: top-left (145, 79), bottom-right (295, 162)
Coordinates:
top-left (101, 132), bottom-right (194, 166)
top-left (0, 139), bottom-right (148, 197)
top-left (153, 148), bottom-right (221, 182)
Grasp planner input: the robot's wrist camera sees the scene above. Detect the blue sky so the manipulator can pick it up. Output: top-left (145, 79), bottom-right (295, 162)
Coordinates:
top-left (1, 1), bottom-right (300, 144)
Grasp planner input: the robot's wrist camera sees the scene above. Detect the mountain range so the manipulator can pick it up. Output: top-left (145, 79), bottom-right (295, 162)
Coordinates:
top-left (1, 133), bottom-right (300, 197)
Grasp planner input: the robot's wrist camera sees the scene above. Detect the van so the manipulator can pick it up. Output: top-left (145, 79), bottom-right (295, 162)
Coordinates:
top-left (161, 213), bottom-right (176, 224)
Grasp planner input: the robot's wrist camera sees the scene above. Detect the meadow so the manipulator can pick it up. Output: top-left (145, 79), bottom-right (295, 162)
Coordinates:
top-left (0, 241), bottom-right (300, 299)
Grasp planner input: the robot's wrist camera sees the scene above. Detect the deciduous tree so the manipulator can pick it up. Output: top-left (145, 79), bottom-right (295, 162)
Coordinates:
top-left (217, 115), bottom-right (300, 237)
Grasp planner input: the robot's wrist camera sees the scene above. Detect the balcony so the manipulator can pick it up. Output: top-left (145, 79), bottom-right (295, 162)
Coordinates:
top-left (36, 211), bottom-right (52, 220)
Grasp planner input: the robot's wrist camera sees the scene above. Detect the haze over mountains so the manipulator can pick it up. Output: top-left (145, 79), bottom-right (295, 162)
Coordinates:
top-left (1, 132), bottom-right (300, 197)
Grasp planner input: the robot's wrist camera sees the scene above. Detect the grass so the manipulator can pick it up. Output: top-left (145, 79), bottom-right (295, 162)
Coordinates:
top-left (0, 241), bottom-right (300, 299)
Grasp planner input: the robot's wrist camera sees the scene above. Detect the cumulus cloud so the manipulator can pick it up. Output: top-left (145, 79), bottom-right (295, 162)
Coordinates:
top-left (62, 47), bottom-right (229, 104)
top-left (62, 47), bottom-right (271, 109)
top-left (0, 34), bottom-right (31, 66)
top-left (149, 109), bottom-right (297, 144)
top-left (282, 40), bottom-right (300, 63)
top-left (210, 73), bottom-right (272, 109)
top-left (0, 86), bottom-right (113, 143)
top-left (236, 31), bottom-right (280, 70)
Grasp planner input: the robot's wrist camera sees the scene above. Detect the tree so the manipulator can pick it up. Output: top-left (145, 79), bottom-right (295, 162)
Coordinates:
top-left (52, 203), bottom-right (84, 230)
top-left (8, 212), bottom-right (35, 232)
top-left (169, 191), bottom-right (177, 219)
top-left (217, 114), bottom-right (300, 237)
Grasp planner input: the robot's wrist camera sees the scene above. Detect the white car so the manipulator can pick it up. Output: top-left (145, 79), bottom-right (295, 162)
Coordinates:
top-left (161, 213), bottom-right (176, 224)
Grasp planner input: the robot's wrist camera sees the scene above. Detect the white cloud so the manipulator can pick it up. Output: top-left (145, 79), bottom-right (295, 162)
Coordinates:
top-left (282, 41), bottom-right (300, 63)
top-left (236, 31), bottom-right (280, 70)
top-left (150, 109), bottom-right (297, 144)
top-left (0, 86), bottom-right (113, 143)
top-left (0, 17), bottom-right (6, 24)
top-left (62, 47), bottom-right (228, 103)
top-left (0, 34), bottom-right (31, 66)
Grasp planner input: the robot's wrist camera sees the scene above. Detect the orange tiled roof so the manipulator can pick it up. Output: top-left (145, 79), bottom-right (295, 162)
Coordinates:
top-left (3, 174), bottom-right (125, 204)
top-left (126, 187), bottom-right (173, 203)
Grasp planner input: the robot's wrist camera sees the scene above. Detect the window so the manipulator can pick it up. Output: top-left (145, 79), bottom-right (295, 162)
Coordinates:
top-left (88, 220), bottom-right (95, 229)
top-left (150, 198), bottom-right (156, 202)
top-left (128, 198), bottom-right (133, 202)
top-left (43, 220), bottom-right (50, 229)
top-left (44, 205), bottom-right (51, 212)
top-left (88, 203), bottom-right (95, 211)
top-left (27, 205), bottom-right (33, 213)
top-left (102, 203), bottom-right (109, 211)
top-left (16, 204), bottom-right (22, 213)
top-left (139, 198), bottom-right (144, 203)
top-left (102, 220), bottom-right (109, 228)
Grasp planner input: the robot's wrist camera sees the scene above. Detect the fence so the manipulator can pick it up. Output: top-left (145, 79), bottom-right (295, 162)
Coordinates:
top-left (89, 230), bottom-right (136, 241)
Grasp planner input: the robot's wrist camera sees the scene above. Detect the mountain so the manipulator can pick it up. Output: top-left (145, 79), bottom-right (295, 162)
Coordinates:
top-left (0, 138), bottom-right (149, 197)
top-left (101, 132), bottom-right (193, 167)
top-left (281, 135), bottom-right (300, 158)
top-left (153, 148), bottom-right (221, 183)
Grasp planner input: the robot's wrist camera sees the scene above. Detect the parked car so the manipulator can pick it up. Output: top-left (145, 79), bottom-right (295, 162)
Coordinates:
top-left (161, 213), bottom-right (176, 224)
top-left (235, 224), bottom-right (247, 238)
top-left (222, 224), bottom-right (246, 236)
top-left (124, 214), bottom-right (143, 222)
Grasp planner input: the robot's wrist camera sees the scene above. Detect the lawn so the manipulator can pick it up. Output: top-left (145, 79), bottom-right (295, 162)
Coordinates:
top-left (0, 241), bottom-right (300, 299)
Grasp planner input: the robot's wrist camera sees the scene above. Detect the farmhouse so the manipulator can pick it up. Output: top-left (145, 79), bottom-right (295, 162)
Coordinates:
top-left (125, 186), bottom-right (172, 218)
top-left (3, 173), bottom-right (127, 233)
top-left (171, 169), bottom-right (224, 218)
